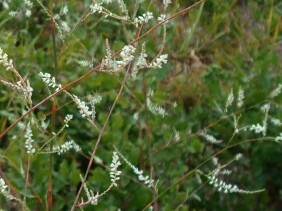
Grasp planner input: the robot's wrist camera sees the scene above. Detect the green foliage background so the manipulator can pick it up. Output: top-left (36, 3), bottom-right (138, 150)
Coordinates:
top-left (0, 0), bottom-right (282, 210)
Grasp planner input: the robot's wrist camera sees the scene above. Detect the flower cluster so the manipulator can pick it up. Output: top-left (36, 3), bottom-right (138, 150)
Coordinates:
top-left (39, 72), bottom-right (62, 92)
top-left (0, 47), bottom-right (14, 71)
top-left (270, 84), bottom-right (282, 98)
top-left (73, 95), bottom-right (92, 118)
top-left (147, 98), bottom-right (167, 118)
top-left (25, 124), bottom-right (36, 154)
top-left (225, 88), bottom-right (234, 112)
top-left (134, 12), bottom-right (154, 27)
top-left (82, 182), bottom-right (99, 205)
top-left (157, 14), bottom-right (167, 22)
top-left (207, 154), bottom-right (263, 194)
top-left (110, 152), bottom-right (122, 186)
top-left (117, 45), bottom-right (136, 67)
top-left (136, 44), bottom-right (148, 69)
top-left (271, 118), bottom-right (282, 126)
top-left (115, 148), bottom-right (154, 188)
top-left (208, 173), bottom-right (264, 194)
top-left (54, 140), bottom-right (81, 155)
top-left (148, 54), bottom-right (168, 69)
top-left (64, 114), bottom-right (73, 128)
top-left (77, 60), bottom-right (94, 68)
top-left (200, 132), bottom-right (222, 144)
top-left (163, 0), bottom-right (172, 9)
top-left (237, 87), bottom-right (244, 108)
top-left (0, 177), bottom-right (14, 200)
top-left (90, 3), bottom-right (103, 14)
top-left (7, 0), bottom-right (33, 18)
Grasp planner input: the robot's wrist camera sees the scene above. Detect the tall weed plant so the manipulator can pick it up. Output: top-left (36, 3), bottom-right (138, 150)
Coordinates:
top-left (0, 0), bottom-right (281, 210)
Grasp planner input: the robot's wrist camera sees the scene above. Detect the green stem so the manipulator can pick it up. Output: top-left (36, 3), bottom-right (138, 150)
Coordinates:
top-left (47, 0), bottom-right (58, 210)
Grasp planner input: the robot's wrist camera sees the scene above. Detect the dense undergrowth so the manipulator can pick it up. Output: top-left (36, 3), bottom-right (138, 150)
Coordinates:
top-left (0, 0), bottom-right (282, 210)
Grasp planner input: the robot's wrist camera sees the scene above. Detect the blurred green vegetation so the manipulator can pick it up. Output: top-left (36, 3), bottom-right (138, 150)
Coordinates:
top-left (0, 0), bottom-right (282, 210)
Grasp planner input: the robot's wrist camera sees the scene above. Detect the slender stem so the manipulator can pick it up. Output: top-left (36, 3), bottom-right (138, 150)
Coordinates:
top-left (142, 73), bottom-right (158, 210)
top-left (47, 0), bottom-right (58, 209)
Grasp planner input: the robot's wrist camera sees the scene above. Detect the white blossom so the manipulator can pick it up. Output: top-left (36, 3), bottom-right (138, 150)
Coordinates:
top-left (237, 87), bottom-right (244, 108)
top-left (116, 45), bottom-right (136, 67)
top-left (62, 5), bottom-right (68, 15)
top-left (225, 89), bottom-right (234, 112)
top-left (249, 124), bottom-right (264, 134)
top-left (73, 95), bottom-right (92, 118)
top-left (134, 12), bottom-right (154, 27)
top-left (25, 124), bottom-right (36, 154)
top-left (149, 54), bottom-right (168, 69)
top-left (0, 47), bottom-right (14, 71)
top-left (77, 60), bottom-right (93, 68)
top-left (208, 172), bottom-right (264, 194)
top-left (147, 98), bottom-right (167, 118)
top-left (90, 3), bottom-right (103, 14)
top-left (54, 140), bottom-right (81, 155)
top-left (0, 177), bottom-right (14, 200)
top-left (115, 148), bottom-right (154, 188)
top-left (270, 118), bottom-right (282, 126)
top-left (39, 72), bottom-right (62, 91)
top-left (158, 14), bottom-right (167, 22)
top-left (201, 132), bottom-right (222, 144)
top-left (270, 84), bottom-right (282, 98)
top-left (110, 152), bottom-right (122, 186)
top-left (9, 11), bottom-right (18, 17)
top-left (25, 9), bottom-right (31, 17)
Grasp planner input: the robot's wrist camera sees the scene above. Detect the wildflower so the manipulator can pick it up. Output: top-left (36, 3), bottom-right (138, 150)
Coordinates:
top-left (88, 94), bottom-right (102, 120)
top-left (133, 112), bottom-right (139, 120)
top-left (270, 84), bottom-right (282, 98)
top-left (61, 21), bottom-right (70, 33)
top-left (62, 5), bottom-right (68, 15)
top-left (0, 47), bottom-right (14, 71)
top-left (208, 173), bottom-right (264, 194)
top-left (77, 60), bottom-right (93, 68)
top-left (270, 118), bottom-right (282, 126)
top-left (136, 44), bottom-right (148, 69)
top-left (174, 130), bottom-right (181, 142)
top-left (235, 153), bottom-right (243, 161)
top-left (147, 98), bottom-right (167, 118)
top-left (225, 89), bottom-right (234, 112)
top-left (39, 72), bottom-right (62, 91)
top-left (83, 182), bottom-right (99, 205)
top-left (0, 177), bottom-right (14, 200)
top-left (200, 132), bottom-right (222, 144)
top-left (116, 45), bottom-right (136, 67)
top-left (9, 11), bottom-right (18, 17)
top-left (117, 0), bottom-right (129, 18)
top-left (158, 14), bottom-right (167, 22)
top-left (64, 114), bottom-right (73, 127)
top-left (163, 0), bottom-right (172, 9)
top-left (249, 124), bottom-right (264, 134)
top-left (134, 12), bottom-right (154, 27)
top-left (54, 140), bottom-right (81, 155)
top-left (149, 54), bottom-right (168, 69)
top-left (237, 87), bottom-right (244, 108)
top-left (115, 148), bottom-right (154, 188)
top-left (24, 0), bottom-right (33, 8)
top-left (25, 10), bottom-right (31, 17)
top-left (90, 3), bottom-right (103, 14)
top-left (110, 152), bottom-right (122, 186)
top-left (25, 124), bottom-right (36, 154)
